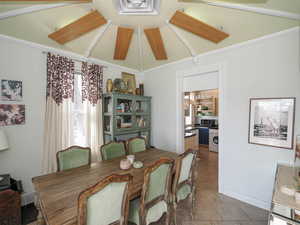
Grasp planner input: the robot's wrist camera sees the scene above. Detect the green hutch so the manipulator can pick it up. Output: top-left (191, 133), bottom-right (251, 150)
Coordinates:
top-left (102, 93), bottom-right (151, 147)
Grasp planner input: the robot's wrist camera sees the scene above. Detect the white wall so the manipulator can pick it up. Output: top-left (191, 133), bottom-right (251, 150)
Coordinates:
top-left (0, 35), bottom-right (142, 204)
top-left (144, 27), bottom-right (300, 209)
top-left (183, 71), bottom-right (219, 92)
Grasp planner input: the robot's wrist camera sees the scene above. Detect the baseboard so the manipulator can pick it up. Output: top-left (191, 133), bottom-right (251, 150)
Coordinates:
top-left (220, 188), bottom-right (270, 210)
top-left (21, 192), bottom-right (36, 206)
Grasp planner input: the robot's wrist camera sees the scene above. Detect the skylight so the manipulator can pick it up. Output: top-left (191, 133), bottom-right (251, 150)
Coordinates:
top-left (115, 0), bottom-right (160, 15)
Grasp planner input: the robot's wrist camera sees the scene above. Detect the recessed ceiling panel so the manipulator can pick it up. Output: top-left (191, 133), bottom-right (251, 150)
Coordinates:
top-left (170, 10), bottom-right (229, 43)
top-left (114, 26), bottom-right (134, 60)
top-left (48, 10), bottom-right (107, 44)
top-left (144, 27), bottom-right (167, 60)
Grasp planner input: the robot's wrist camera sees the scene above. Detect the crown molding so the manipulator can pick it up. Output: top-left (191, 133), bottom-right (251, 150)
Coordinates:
top-left (179, 0), bottom-right (300, 21)
top-left (0, 33), bottom-right (139, 73)
top-left (144, 26), bottom-right (300, 73)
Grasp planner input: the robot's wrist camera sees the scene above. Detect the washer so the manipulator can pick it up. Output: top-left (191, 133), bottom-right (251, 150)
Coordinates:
top-left (209, 129), bottom-right (218, 152)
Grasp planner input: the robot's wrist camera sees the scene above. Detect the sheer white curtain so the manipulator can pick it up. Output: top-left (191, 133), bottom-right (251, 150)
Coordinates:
top-left (71, 73), bottom-right (103, 161)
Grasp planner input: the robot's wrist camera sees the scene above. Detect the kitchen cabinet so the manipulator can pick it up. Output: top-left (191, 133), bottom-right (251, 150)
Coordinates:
top-left (199, 128), bottom-right (209, 145)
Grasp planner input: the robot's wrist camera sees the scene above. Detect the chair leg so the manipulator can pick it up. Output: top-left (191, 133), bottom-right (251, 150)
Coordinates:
top-left (189, 194), bottom-right (194, 220)
top-left (173, 203), bottom-right (177, 225)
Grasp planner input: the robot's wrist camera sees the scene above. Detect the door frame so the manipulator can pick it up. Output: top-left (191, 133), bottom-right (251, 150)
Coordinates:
top-left (176, 62), bottom-right (226, 191)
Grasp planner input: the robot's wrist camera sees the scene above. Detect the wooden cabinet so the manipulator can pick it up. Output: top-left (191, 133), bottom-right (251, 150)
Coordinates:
top-left (102, 93), bottom-right (151, 147)
top-left (0, 189), bottom-right (21, 225)
top-left (185, 132), bottom-right (198, 151)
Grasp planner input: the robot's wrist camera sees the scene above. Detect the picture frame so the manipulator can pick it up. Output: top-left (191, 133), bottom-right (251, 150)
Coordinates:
top-left (0, 104), bottom-right (25, 126)
top-left (248, 97), bottom-right (296, 149)
top-left (1, 79), bottom-right (23, 101)
top-left (121, 72), bottom-right (136, 94)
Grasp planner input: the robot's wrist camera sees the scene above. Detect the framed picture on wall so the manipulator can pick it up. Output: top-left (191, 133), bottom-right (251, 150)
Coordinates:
top-left (248, 97), bottom-right (295, 149)
top-left (1, 79), bottom-right (23, 101)
top-left (0, 104), bottom-right (25, 126)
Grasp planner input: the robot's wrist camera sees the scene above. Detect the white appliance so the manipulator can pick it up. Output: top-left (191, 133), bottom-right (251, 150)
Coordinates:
top-left (209, 129), bottom-right (218, 152)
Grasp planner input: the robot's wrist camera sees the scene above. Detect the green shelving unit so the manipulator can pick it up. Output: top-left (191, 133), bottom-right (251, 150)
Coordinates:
top-left (102, 92), bottom-right (151, 147)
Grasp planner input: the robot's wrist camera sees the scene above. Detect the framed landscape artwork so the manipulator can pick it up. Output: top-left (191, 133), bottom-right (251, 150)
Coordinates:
top-left (0, 104), bottom-right (25, 126)
top-left (248, 98), bottom-right (295, 149)
top-left (1, 79), bottom-right (22, 101)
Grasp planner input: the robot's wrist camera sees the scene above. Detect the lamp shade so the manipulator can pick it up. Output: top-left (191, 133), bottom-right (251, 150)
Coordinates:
top-left (0, 130), bottom-right (9, 151)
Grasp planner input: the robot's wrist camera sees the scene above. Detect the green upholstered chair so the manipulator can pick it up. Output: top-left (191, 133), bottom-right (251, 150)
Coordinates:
top-left (56, 146), bottom-right (91, 172)
top-left (127, 137), bottom-right (146, 154)
top-left (172, 149), bottom-right (197, 225)
top-left (128, 158), bottom-right (174, 225)
top-left (100, 141), bottom-right (126, 160)
top-left (78, 174), bottom-right (132, 225)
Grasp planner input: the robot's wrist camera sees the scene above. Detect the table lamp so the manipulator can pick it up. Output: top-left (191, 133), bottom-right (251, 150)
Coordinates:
top-left (0, 129), bottom-right (8, 152)
top-left (0, 129), bottom-right (8, 182)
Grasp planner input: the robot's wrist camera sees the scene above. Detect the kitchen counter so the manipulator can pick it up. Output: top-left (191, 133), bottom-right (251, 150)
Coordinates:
top-left (185, 133), bottom-right (196, 138)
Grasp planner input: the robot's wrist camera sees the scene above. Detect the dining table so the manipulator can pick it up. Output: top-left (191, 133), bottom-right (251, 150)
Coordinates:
top-left (32, 148), bottom-right (178, 225)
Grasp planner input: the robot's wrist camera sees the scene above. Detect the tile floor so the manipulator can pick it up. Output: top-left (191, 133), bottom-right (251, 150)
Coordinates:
top-left (173, 147), bottom-right (269, 225)
top-left (28, 147), bottom-right (269, 225)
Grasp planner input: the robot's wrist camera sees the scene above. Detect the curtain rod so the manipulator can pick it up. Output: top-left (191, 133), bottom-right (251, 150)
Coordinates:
top-left (42, 51), bottom-right (108, 68)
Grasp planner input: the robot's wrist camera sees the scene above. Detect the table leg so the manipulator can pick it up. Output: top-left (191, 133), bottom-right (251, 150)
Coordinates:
top-left (34, 195), bottom-right (46, 225)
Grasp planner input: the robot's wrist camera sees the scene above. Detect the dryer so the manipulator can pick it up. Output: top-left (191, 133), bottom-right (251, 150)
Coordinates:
top-left (209, 129), bottom-right (218, 152)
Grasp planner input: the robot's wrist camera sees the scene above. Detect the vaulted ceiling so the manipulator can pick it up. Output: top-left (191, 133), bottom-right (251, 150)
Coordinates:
top-left (0, 0), bottom-right (299, 70)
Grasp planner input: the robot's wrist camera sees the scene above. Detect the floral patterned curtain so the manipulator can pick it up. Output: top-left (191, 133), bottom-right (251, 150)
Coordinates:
top-left (42, 53), bottom-right (75, 173)
top-left (46, 53), bottom-right (75, 105)
top-left (81, 62), bottom-right (103, 106)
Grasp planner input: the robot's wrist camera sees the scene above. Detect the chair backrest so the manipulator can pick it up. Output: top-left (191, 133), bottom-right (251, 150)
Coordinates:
top-left (172, 149), bottom-right (197, 202)
top-left (100, 141), bottom-right (126, 160)
top-left (56, 146), bottom-right (91, 172)
top-left (127, 137), bottom-right (146, 154)
top-left (78, 174), bottom-right (132, 225)
top-left (140, 158), bottom-right (174, 213)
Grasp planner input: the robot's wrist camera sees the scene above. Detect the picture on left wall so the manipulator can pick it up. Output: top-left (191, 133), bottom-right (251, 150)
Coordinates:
top-left (0, 104), bottom-right (25, 126)
top-left (1, 79), bottom-right (22, 101)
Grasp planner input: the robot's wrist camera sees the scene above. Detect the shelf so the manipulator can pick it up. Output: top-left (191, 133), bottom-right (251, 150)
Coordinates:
top-left (116, 112), bottom-right (133, 115)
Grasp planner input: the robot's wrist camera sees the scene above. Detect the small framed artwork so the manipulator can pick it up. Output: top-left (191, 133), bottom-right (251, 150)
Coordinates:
top-left (248, 97), bottom-right (295, 149)
top-left (122, 72), bottom-right (136, 94)
top-left (1, 80), bottom-right (22, 101)
top-left (0, 104), bottom-right (25, 126)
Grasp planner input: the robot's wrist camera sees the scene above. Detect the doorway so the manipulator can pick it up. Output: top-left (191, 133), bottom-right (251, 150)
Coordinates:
top-left (176, 63), bottom-right (224, 193)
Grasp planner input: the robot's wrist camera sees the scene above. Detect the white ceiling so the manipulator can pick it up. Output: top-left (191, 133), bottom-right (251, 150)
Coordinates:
top-left (0, 0), bottom-right (299, 70)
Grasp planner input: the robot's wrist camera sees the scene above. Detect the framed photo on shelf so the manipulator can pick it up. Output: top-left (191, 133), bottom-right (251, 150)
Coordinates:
top-left (248, 97), bottom-right (295, 149)
top-left (121, 72), bottom-right (136, 94)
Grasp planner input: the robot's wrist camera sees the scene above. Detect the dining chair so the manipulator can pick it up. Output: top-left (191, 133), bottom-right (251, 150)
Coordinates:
top-left (78, 174), bottom-right (132, 225)
top-left (172, 149), bottom-right (198, 225)
top-left (100, 141), bottom-right (126, 160)
top-left (56, 146), bottom-right (91, 172)
top-left (128, 158), bottom-right (174, 225)
top-left (127, 137), bottom-right (146, 154)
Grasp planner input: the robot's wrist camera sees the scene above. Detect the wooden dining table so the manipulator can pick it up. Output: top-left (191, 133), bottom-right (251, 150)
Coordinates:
top-left (32, 148), bottom-right (178, 225)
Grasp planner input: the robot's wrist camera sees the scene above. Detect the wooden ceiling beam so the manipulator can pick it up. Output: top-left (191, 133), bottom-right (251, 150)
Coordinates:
top-left (114, 27), bottom-right (134, 60)
top-left (48, 10), bottom-right (107, 44)
top-left (144, 27), bottom-right (167, 60)
top-left (169, 10), bottom-right (229, 43)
